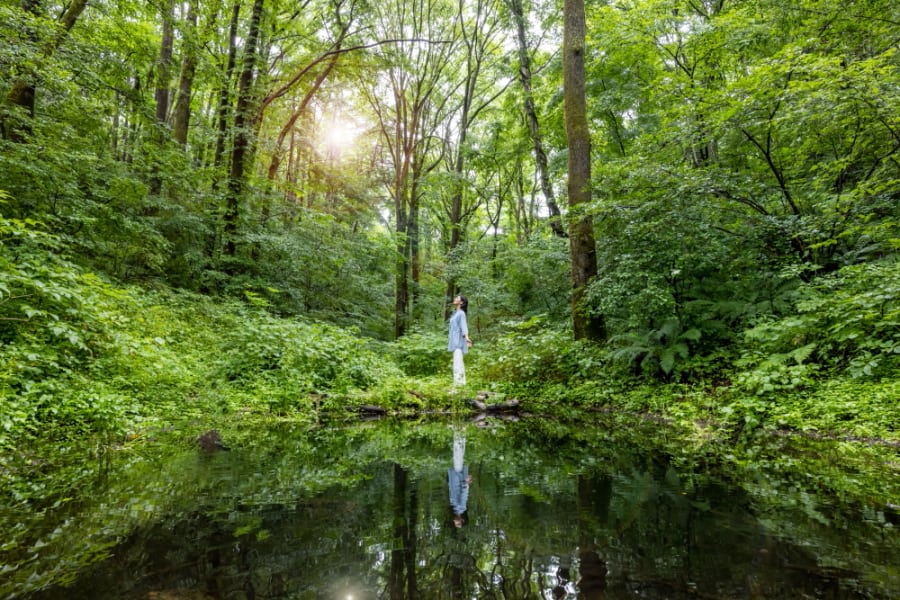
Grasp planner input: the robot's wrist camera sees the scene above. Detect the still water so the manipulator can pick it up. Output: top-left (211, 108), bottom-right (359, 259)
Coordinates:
top-left (2, 414), bottom-right (899, 599)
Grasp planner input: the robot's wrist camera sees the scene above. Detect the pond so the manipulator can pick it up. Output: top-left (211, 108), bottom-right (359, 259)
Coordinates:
top-left (2, 412), bottom-right (899, 599)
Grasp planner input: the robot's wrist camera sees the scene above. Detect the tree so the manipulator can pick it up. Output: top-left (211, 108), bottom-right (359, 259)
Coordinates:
top-left (505, 0), bottom-right (566, 237)
top-left (441, 0), bottom-right (509, 315)
top-left (171, 2), bottom-right (199, 147)
top-left (2, 0), bottom-right (88, 141)
top-left (363, 0), bottom-right (458, 337)
top-left (223, 0), bottom-right (265, 257)
top-left (563, 0), bottom-right (604, 340)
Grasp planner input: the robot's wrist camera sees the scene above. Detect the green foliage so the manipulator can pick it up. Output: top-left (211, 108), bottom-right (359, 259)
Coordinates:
top-left (0, 208), bottom-right (134, 440)
top-left (390, 329), bottom-right (448, 376)
top-left (609, 318), bottom-right (702, 378)
top-left (212, 309), bottom-right (390, 412)
top-left (477, 315), bottom-right (605, 384)
top-left (201, 215), bottom-right (395, 338)
top-left (765, 378), bottom-right (900, 438)
top-left (445, 236), bottom-right (571, 335)
top-left (737, 260), bottom-right (900, 394)
top-left (0, 241), bottom-right (402, 447)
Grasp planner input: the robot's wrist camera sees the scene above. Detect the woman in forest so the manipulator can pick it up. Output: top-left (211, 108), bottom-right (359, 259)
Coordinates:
top-left (447, 295), bottom-right (472, 389)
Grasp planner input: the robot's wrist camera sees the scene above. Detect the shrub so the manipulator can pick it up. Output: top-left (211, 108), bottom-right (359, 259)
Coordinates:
top-left (213, 312), bottom-right (387, 397)
top-left (735, 260), bottom-right (900, 394)
top-left (476, 316), bottom-right (605, 385)
top-left (390, 330), bottom-right (448, 376)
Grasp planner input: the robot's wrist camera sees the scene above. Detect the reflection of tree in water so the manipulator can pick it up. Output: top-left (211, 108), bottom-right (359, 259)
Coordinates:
top-left (577, 473), bottom-right (611, 599)
top-left (21, 419), bottom-right (900, 600)
top-left (388, 462), bottom-right (418, 599)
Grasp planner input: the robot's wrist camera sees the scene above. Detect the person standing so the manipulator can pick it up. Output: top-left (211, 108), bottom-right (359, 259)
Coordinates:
top-left (447, 295), bottom-right (472, 389)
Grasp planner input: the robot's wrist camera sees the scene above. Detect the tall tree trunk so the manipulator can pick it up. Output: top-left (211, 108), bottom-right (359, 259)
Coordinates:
top-left (3, 0), bottom-right (88, 141)
top-left (395, 187), bottom-right (411, 338)
top-left (213, 2), bottom-right (241, 174)
top-left (223, 0), bottom-right (264, 257)
top-left (506, 0), bottom-right (565, 237)
top-left (409, 165), bottom-right (422, 318)
top-left (577, 474), bottom-right (611, 598)
top-left (564, 0), bottom-right (605, 340)
top-left (172, 2), bottom-right (198, 146)
top-left (154, 0), bottom-right (174, 126)
top-left (148, 0), bottom-right (175, 199)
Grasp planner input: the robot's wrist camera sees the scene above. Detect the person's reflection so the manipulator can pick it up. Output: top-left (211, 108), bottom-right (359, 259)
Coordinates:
top-left (448, 427), bottom-right (471, 528)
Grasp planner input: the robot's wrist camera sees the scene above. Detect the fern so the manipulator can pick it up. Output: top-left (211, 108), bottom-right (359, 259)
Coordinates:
top-left (609, 318), bottom-right (701, 378)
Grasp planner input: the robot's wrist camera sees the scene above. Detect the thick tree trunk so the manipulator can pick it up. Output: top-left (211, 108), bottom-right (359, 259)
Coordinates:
top-left (223, 0), bottom-right (264, 257)
top-left (507, 0), bottom-right (566, 237)
top-left (564, 0), bottom-right (605, 340)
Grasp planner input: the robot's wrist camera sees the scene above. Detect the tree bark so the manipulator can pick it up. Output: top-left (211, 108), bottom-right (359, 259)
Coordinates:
top-left (506, 0), bottom-right (566, 237)
top-left (564, 0), bottom-right (605, 340)
top-left (223, 0), bottom-right (264, 257)
top-left (213, 1), bottom-right (241, 173)
top-left (172, 2), bottom-right (198, 146)
top-left (154, 0), bottom-right (175, 126)
top-left (147, 0), bottom-right (175, 199)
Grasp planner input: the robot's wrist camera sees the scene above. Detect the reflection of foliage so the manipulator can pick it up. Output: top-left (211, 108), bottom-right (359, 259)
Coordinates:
top-left (1, 416), bottom-right (898, 598)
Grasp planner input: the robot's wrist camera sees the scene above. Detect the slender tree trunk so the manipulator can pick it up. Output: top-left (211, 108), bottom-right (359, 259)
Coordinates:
top-left (213, 2), bottom-right (241, 173)
top-left (223, 0), bottom-right (264, 257)
top-left (395, 207), bottom-right (410, 338)
top-left (444, 0), bottom-right (497, 317)
top-left (564, 0), bottom-right (605, 340)
top-left (172, 3), bottom-right (198, 146)
top-left (154, 0), bottom-right (175, 125)
top-left (507, 0), bottom-right (565, 237)
top-left (148, 0), bottom-right (175, 199)
top-left (266, 52), bottom-right (340, 180)
top-left (409, 167), bottom-right (421, 317)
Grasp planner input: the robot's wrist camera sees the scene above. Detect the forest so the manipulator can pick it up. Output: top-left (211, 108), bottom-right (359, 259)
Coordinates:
top-left (2, 0), bottom-right (900, 596)
top-left (1, 0), bottom-right (899, 464)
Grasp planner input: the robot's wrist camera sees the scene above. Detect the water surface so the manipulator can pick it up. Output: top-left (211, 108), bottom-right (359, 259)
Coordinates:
top-left (2, 414), bottom-right (898, 599)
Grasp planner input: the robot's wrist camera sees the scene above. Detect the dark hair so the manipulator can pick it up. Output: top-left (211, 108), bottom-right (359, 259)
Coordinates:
top-left (457, 295), bottom-right (468, 314)
top-left (449, 509), bottom-right (469, 528)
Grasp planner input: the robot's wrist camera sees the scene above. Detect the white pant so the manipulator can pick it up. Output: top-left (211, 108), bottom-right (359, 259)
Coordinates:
top-left (452, 430), bottom-right (466, 472)
top-left (452, 348), bottom-right (466, 387)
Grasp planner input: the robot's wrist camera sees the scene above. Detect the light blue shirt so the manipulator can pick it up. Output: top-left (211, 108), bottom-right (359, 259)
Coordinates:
top-left (447, 309), bottom-right (469, 353)
top-left (448, 466), bottom-right (470, 515)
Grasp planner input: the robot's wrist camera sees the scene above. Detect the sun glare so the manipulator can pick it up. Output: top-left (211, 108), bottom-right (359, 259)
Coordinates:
top-left (323, 119), bottom-right (358, 151)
